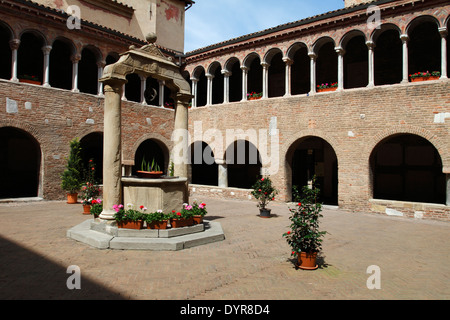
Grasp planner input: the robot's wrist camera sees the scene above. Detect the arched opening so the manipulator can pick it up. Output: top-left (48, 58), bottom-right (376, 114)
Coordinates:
top-left (133, 139), bottom-right (168, 176)
top-left (373, 27), bottom-right (402, 85)
top-left (145, 77), bottom-right (160, 106)
top-left (0, 22), bottom-right (12, 80)
top-left (18, 32), bottom-right (44, 84)
top-left (210, 62), bottom-right (223, 105)
top-left (78, 47), bottom-right (99, 94)
top-left (343, 34), bottom-right (368, 89)
top-left (408, 18), bottom-right (441, 76)
top-left (290, 44), bottom-right (310, 95)
top-left (125, 73), bottom-right (141, 102)
top-left (370, 134), bottom-right (446, 204)
top-left (225, 140), bottom-right (262, 189)
top-left (195, 68), bottom-right (207, 107)
top-left (106, 53), bottom-right (119, 66)
top-left (266, 49), bottom-right (285, 98)
top-left (246, 54), bottom-right (263, 98)
top-left (49, 39), bottom-right (73, 90)
top-left (80, 132), bottom-right (103, 183)
top-left (189, 141), bottom-right (218, 186)
top-left (0, 127), bottom-right (41, 198)
top-left (315, 39), bottom-right (338, 88)
top-left (288, 136), bottom-right (338, 205)
top-left (226, 58), bottom-right (242, 103)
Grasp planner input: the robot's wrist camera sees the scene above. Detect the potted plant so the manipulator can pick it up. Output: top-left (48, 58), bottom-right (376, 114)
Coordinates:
top-left (247, 92), bottom-right (262, 100)
top-left (251, 176), bottom-right (278, 218)
top-left (61, 138), bottom-right (83, 204)
top-left (90, 199), bottom-right (102, 218)
top-left (283, 177), bottom-right (326, 270)
top-left (410, 71), bottom-right (440, 82)
top-left (190, 201), bottom-right (207, 224)
top-left (169, 207), bottom-right (194, 228)
top-left (113, 203), bottom-right (144, 229)
top-left (144, 209), bottom-right (169, 229)
top-left (80, 159), bottom-right (101, 214)
top-left (19, 75), bottom-right (41, 85)
top-left (137, 156), bottom-right (163, 179)
top-left (317, 82), bottom-right (338, 92)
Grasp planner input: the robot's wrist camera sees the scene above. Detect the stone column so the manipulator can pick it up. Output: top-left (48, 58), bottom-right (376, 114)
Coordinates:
top-left (283, 57), bottom-right (293, 97)
top-left (366, 41), bottom-right (376, 87)
top-left (241, 66), bottom-right (248, 101)
top-left (71, 54), bottom-right (81, 92)
top-left (206, 73), bottom-right (214, 106)
top-left (121, 84), bottom-right (127, 101)
top-left (190, 78), bottom-right (198, 108)
top-left (98, 78), bottom-right (127, 220)
top-left (439, 27), bottom-right (448, 79)
top-left (97, 61), bottom-right (105, 96)
top-left (335, 46), bottom-right (345, 91)
top-left (400, 34), bottom-right (409, 84)
top-left (216, 159), bottom-right (228, 188)
top-left (446, 173), bottom-right (450, 206)
top-left (42, 45), bottom-right (52, 87)
top-left (9, 39), bottom-right (20, 82)
top-left (140, 75), bottom-right (147, 105)
top-left (222, 70), bottom-right (231, 104)
top-left (261, 62), bottom-right (270, 99)
top-left (173, 93), bottom-right (190, 178)
top-left (159, 80), bottom-right (165, 107)
top-left (308, 52), bottom-right (317, 94)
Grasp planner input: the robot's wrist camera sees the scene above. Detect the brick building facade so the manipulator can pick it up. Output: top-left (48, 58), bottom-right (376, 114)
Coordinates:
top-left (0, 0), bottom-right (449, 221)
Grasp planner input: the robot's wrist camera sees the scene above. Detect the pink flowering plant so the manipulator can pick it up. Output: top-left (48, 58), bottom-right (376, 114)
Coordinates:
top-left (191, 201), bottom-right (207, 217)
top-left (317, 82), bottom-right (338, 89)
top-left (89, 198), bottom-right (102, 216)
top-left (251, 176), bottom-right (278, 210)
top-left (113, 203), bottom-right (145, 222)
top-left (283, 177), bottom-right (326, 257)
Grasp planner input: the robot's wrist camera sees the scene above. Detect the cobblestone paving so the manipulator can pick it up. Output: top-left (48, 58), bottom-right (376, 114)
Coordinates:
top-left (0, 197), bottom-right (449, 301)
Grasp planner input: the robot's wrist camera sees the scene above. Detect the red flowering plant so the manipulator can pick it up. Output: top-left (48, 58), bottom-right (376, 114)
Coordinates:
top-left (190, 201), bottom-right (207, 217)
top-left (283, 177), bottom-right (326, 257)
top-left (410, 71), bottom-right (440, 79)
top-left (112, 203), bottom-right (144, 222)
top-left (81, 159), bottom-right (101, 205)
top-left (251, 176), bottom-right (278, 210)
top-left (247, 92), bottom-right (262, 99)
top-left (89, 198), bottom-right (102, 217)
top-left (317, 82), bottom-right (338, 90)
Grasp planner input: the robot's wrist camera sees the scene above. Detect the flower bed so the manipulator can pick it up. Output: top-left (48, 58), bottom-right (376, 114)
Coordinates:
top-left (410, 71), bottom-right (440, 82)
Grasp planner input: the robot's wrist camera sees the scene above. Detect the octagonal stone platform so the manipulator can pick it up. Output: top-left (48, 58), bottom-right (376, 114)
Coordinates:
top-left (67, 219), bottom-right (225, 251)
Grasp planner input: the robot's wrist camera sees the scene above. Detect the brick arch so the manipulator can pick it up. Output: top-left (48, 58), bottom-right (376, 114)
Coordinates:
top-left (0, 119), bottom-right (45, 154)
top-left (18, 28), bottom-right (48, 46)
top-left (125, 132), bottom-right (172, 166)
top-left (0, 19), bottom-right (14, 39)
top-left (405, 15), bottom-right (441, 35)
top-left (365, 125), bottom-right (449, 171)
top-left (286, 41), bottom-right (309, 60)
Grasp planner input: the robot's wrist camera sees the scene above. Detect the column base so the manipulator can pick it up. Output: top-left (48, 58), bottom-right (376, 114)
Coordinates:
top-left (99, 209), bottom-right (116, 220)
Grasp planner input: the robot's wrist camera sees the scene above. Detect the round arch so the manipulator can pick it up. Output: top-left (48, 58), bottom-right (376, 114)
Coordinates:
top-left (369, 133), bottom-right (446, 204)
top-left (225, 139), bottom-right (262, 189)
top-left (80, 131), bottom-right (104, 183)
top-left (0, 21), bottom-right (13, 80)
top-left (18, 30), bottom-right (47, 84)
top-left (341, 30), bottom-right (368, 89)
top-left (189, 141), bottom-right (218, 186)
top-left (133, 138), bottom-right (170, 176)
top-left (50, 37), bottom-right (75, 90)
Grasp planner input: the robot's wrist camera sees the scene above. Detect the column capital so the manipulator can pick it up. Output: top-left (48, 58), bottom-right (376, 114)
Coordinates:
top-left (41, 45), bottom-right (52, 55)
top-left (400, 34), bottom-right (409, 43)
top-left (365, 41), bottom-right (376, 49)
top-left (240, 65), bottom-right (249, 72)
top-left (282, 57), bottom-right (293, 65)
top-left (190, 77), bottom-right (199, 83)
top-left (308, 51), bottom-right (317, 60)
top-left (261, 61), bottom-right (270, 69)
top-left (438, 27), bottom-right (448, 38)
top-left (71, 54), bottom-right (81, 63)
top-left (334, 46), bottom-right (346, 55)
top-left (221, 69), bottom-right (232, 77)
top-left (9, 39), bottom-right (20, 50)
top-left (205, 73), bottom-right (214, 80)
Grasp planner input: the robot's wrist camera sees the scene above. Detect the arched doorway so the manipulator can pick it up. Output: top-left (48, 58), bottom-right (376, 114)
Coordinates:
top-left (189, 141), bottom-right (218, 186)
top-left (80, 132), bottom-right (103, 183)
top-left (370, 134), bottom-right (445, 204)
top-left (289, 136), bottom-right (338, 205)
top-left (0, 127), bottom-right (41, 198)
top-left (225, 140), bottom-right (262, 189)
top-left (133, 139), bottom-right (168, 176)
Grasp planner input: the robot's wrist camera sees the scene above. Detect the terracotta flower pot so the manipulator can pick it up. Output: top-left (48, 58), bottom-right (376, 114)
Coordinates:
top-left (259, 208), bottom-right (271, 218)
top-left (297, 252), bottom-right (318, 270)
top-left (171, 217), bottom-right (193, 228)
top-left (67, 193), bottom-right (78, 204)
top-left (317, 87), bottom-right (337, 93)
top-left (82, 204), bottom-right (91, 215)
top-left (137, 171), bottom-right (163, 179)
top-left (19, 79), bottom-right (41, 85)
top-left (193, 215), bottom-right (203, 224)
top-left (117, 220), bottom-right (143, 229)
top-left (147, 220), bottom-right (168, 229)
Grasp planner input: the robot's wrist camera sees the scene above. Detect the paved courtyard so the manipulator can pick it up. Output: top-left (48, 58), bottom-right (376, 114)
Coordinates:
top-left (0, 196), bottom-right (449, 301)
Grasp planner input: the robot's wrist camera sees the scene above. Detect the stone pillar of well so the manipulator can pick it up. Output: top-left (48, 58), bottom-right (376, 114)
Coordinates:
top-left (98, 77), bottom-right (127, 220)
top-left (173, 93), bottom-right (191, 178)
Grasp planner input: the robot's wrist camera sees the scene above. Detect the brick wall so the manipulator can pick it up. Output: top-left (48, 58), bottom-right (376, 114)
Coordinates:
top-left (187, 79), bottom-right (450, 220)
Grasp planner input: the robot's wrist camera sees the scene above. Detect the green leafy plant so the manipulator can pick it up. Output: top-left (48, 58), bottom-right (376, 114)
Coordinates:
top-left (81, 159), bottom-right (101, 205)
top-left (251, 176), bottom-right (278, 210)
top-left (143, 210), bottom-right (168, 224)
top-left (90, 199), bottom-right (102, 216)
top-left (317, 82), bottom-right (338, 89)
top-left (141, 156), bottom-right (161, 172)
top-left (61, 138), bottom-right (83, 194)
top-left (410, 71), bottom-right (440, 79)
top-left (113, 204), bottom-right (144, 222)
top-left (169, 161), bottom-right (175, 177)
top-left (247, 92), bottom-right (262, 99)
top-left (191, 201), bottom-right (207, 217)
top-left (283, 177), bottom-right (326, 257)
